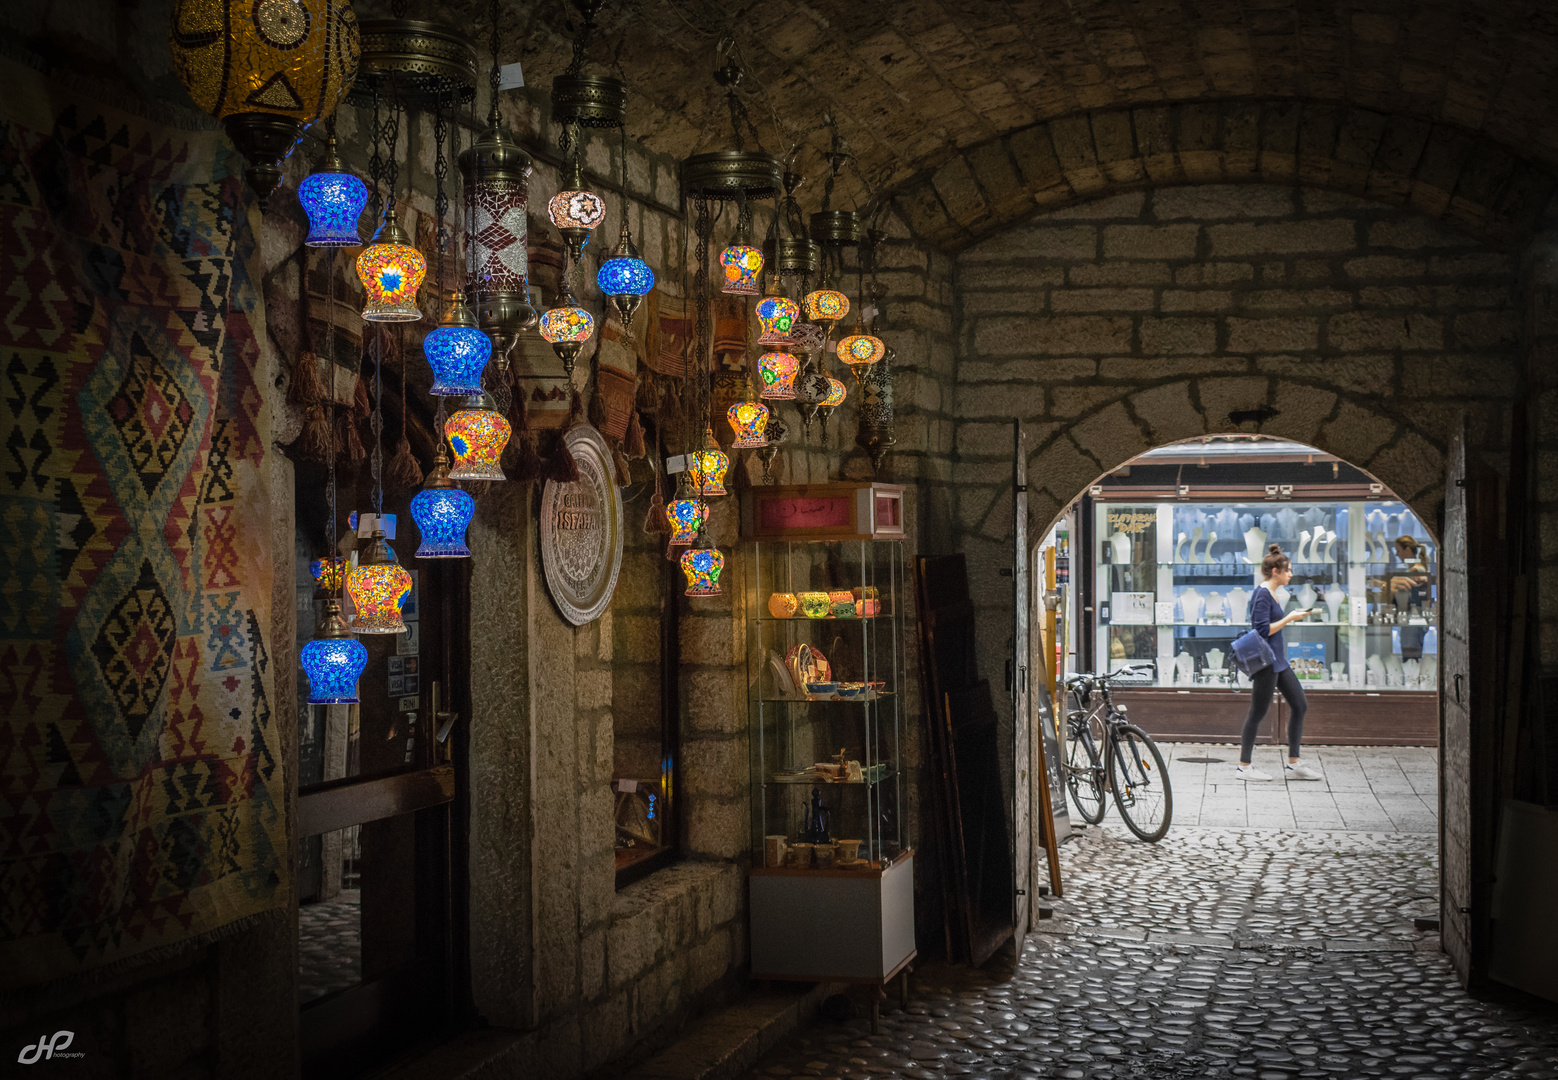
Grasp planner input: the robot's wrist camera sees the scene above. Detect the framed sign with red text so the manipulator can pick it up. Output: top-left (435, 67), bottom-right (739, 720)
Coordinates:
top-left (740, 482), bottom-right (906, 542)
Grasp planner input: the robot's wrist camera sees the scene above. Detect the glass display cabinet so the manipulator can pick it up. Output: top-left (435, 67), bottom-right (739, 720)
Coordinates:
top-left (1094, 499), bottom-right (1439, 692)
top-left (742, 482), bottom-right (914, 1017)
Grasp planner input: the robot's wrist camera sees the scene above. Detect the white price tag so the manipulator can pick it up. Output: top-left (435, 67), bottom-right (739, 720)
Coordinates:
top-left (498, 62), bottom-right (525, 90)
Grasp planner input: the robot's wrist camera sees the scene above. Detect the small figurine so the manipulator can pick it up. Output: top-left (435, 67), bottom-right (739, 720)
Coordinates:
top-left (804, 786), bottom-right (831, 844)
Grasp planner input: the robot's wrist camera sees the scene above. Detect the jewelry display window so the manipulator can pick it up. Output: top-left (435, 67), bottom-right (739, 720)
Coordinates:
top-left (1093, 499), bottom-right (1437, 691)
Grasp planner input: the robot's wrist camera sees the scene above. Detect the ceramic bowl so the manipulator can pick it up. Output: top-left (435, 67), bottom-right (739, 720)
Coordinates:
top-left (798, 591), bottom-right (831, 619)
top-left (805, 682), bottom-right (837, 696)
top-left (768, 592), bottom-right (799, 619)
top-left (835, 839), bottom-right (862, 861)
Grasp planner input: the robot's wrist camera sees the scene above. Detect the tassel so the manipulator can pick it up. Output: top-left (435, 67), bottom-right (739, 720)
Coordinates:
top-left (288, 350), bottom-right (323, 408)
top-left (543, 428), bottom-right (581, 483)
top-left (587, 386), bottom-right (607, 430)
top-left (295, 405), bottom-right (331, 461)
top-left (624, 409), bottom-right (647, 458)
top-left (568, 388), bottom-right (585, 426)
top-left (386, 437), bottom-right (423, 490)
top-left (644, 488), bottom-right (669, 534)
top-left (336, 371), bottom-right (368, 462)
top-left (612, 446), bottom-right (632, 486)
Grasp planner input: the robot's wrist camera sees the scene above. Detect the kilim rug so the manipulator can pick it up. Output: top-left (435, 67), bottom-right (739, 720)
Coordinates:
top-left (0, 56), bottom-right (286, 988)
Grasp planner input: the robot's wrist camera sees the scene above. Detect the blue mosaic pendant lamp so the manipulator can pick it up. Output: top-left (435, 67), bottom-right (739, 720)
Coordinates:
top-left (299, 136), bottom-right (369, 248)
top-left (300, 599), bottom-right (368, 704)
top-left (410, 444), bottom-right (475, 558)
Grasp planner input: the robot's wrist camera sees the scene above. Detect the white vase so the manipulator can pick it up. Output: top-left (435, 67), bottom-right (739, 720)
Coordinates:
top-left (1324, 587), bottom-right (1345, 624)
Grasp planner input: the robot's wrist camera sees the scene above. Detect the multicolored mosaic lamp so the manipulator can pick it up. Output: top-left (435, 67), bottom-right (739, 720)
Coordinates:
top-left (822, 376), bottom-right (848, 408)
top-left (547, 156), bottom-right (607, 263)
top-left (410, 445), bottom-right (475, 558)
top-left (347, 530), bottom-right (412, 634)
top-left (300, 599), bottom-right (369, 704)
top-left (691, 424), bottom-right (730, 497)
top-left (356, 208), bottom-right (427, 322)
top-left (720, 245), bottom-right (764, 295)
top-left (666, 472), bottom-right (708, 547)
top-left (836, 328), bottom-right (886, 378)
top-left (299, 136), bottom-right (368, 247)
top-left (460, 93), bottom-right (536, 362)
top-left (758, 352), bottom-right (799, 400)
top-left (680, 536), bottom-right (725, 597)
top-left (787, 321), bottom-right (825, 357)
top-left (539, 291), bottom-right (595, 378)
top-left (756, 294), bottom-right (799, 346)
top-left (727, 396), bottom-right (770, 448)
top-left (423, 291), bottom-right (492, 395)
top-left (445, 392), bottom-right (511, 481)
top-left (597, 218), bottom-right (655, 325)
top-left (803, 288), bottom-right (848, 327)
top-left (168, 0), bottom-right (360, 202)
top-left (309, 556), bottom-right (346, 593)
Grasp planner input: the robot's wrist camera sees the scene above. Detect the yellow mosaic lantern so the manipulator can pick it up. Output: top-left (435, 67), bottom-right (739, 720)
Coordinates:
top-left (168, 0), bottom-right (361, 202)
top-left (346, 531), bottom-right (412, 634)
top-left (445, 393), bottom-right (511, 481)
top-left (691, 424), bottom-right (730, 497)
top-left (727, 398), bottom-right (770, 449)
top-left (356, 208), bottom-right (427, 322)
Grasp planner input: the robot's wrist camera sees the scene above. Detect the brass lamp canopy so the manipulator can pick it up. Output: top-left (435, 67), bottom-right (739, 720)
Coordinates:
top-left (552, 72), bottom-right (628, 128)
top-left (345, 19), bottom-right (479, 108)
top-left (223, 115), bottom-right (305, 204)
top-left (765, 237), bottom-right (820, 276)
top-left (315, 598), bottom-right (352, 639)
top-left (683, 150), bottom-right (785, 201)
top-left (424, 443), bottom-right (456, 488)
top-left (810, 209), bottom-right (861, 247)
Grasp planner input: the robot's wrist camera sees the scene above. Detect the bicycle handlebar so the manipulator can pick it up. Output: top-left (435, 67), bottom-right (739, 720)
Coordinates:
top-left (1067, 664), bottom-right (1157, 687)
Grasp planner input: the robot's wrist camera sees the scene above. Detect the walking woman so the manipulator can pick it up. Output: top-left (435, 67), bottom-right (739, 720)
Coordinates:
top-left (1236, 544), bottom-right (1323, 781)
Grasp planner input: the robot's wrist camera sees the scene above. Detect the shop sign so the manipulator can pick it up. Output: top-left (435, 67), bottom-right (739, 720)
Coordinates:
top-left (541, 425), bottom-right (624, 626)
top-left (1106, 508), bottom-right (1155, 534)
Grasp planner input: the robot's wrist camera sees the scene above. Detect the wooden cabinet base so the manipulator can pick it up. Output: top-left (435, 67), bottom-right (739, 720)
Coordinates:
top-left (751, 852), bottom-right (916, 982)
top-left (1110, 688), bottom-right (1437, 746)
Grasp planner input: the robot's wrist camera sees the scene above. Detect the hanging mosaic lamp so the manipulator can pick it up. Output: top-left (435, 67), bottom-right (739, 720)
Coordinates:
top-left (445, 392), bottom-right (511, 481)
top-left (666, 472), bottom-right (708, 547)
top-left (460, 94), bottom-right (536, 363)
top-left (309, 555), bottom-right (346, 593)
top-left (856, 343), bottom-right (897, 473)
top-left (836, 327), bottom-right (886, 378)
top-left (410, 445), bottom-right (475, 558)
top-left (347, 530), bottom-right (412, 634)
top-left (356, 208), bottom-right (427, 322)
top-left (794, 359), bottom-right (832, 435)
top-left (822, 376), bottom-right (848, 408)
top-left (680, 536), bottom-right (725, 597)
top-left (168, 0), bottom-right (361, 203)
top-left (787, 321), bottom-right (825, 358)
top-left (691, 424), bottom-right (730, 497)
top-left (300, 136), bottom-right (369, 247)
top-left (548, 155), bottom-right (607, 263)
top-left (758, 352), bottom-right (799, 400)
top-left (423, 291), bottom-right (492, 395)
top-left (720, 245), bottom-right (764, 296)
top-left (727, 396), bottom-right (770, 449)
top-left (803, 287), bottom-right (849, 327)
top-left (300, 599), bottom-right (369, 704)
top-left (756, 294), bottom-right (799, 346)
top-left (597, 218), bottom-right (655, 325)
top-left (538, 290), bottom-right (596, 379)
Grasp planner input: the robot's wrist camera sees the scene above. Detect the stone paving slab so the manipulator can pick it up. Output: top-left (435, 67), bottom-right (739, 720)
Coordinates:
top-left (736, 821), bottom-right (1558, 1079)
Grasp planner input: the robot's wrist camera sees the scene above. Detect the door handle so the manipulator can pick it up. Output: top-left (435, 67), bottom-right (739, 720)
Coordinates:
top-left (1453, 672), bottom-right (1463, 705)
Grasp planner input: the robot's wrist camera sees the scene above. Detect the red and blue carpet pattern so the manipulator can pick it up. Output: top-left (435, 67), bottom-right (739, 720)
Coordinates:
top-left (0, 60), bottom-right (286, 987)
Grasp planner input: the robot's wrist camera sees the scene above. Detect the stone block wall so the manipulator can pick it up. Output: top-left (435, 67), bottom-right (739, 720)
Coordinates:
top-left (949, 182), bottom-right (1523, 725)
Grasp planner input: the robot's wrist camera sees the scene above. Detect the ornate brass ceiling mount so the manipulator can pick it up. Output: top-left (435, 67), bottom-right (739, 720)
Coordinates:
top-left (346, 19), bottom-right (479, 108)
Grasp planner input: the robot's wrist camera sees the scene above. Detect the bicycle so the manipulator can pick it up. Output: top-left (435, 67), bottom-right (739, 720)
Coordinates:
top-left (1062, 665), bottom-right (1173, 842)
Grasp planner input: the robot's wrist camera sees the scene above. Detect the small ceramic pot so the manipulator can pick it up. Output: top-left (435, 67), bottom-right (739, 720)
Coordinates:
top-left (813, 843), bottom-right (837, 869)
top-left (856, 599), bottom-right (881, 618)
top-left (835, 839), bottom-right (862, 861)
top-left (851, 587), bottom-right (879, 601)
top-left (830, 598), bottom-right (856, 618)
top-left (768, 592), bottom-right (798, 619)
top-left (798, 592), bottom-right (831, 619)
top-left (785, 842), bottom-right (813, 869)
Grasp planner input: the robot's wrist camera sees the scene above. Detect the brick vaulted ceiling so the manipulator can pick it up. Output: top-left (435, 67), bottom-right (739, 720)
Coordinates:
top-left (489, 0), bottom-right (1558, 246)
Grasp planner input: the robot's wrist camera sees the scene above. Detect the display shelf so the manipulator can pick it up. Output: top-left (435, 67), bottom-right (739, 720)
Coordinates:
top-left (769, 767), bottom-right (894, 786)
top-left (759, 691), bottom-right (893, 703)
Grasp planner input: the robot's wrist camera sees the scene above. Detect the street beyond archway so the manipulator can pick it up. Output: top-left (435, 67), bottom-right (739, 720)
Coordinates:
top-left (739, 746), bottom-right (1558, 1079)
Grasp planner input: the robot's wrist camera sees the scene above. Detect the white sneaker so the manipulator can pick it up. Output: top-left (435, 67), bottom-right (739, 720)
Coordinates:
top-left (1285, 761), bottom-right (1323, 781)
top-left (1235, 764), bottom-right (1273, 782)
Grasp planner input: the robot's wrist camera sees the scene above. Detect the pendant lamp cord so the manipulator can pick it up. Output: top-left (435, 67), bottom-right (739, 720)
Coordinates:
top-left (693, 195), bottom-right (711, 455)
top-left (326, 248), bottom-right (340, 596)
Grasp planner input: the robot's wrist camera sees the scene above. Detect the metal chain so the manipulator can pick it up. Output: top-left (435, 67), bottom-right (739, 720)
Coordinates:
top-left (380, 100), bottom-right (401, 217)
top-left (434, 93), bottom-right (449, 290)
top-left (489, 0), bottom-right (502, 116)
top-left (368, 88), bottom-right (384, 223)
top-left (326, 249), bottom-right (339, 594)
top-left (694, 195), bottom-right (711, 449)
top-left (390, 0), bottom-right (408, 17)
top-left (371, 328), bottom-right (385, 516)
top-left (564, 0), bottom-right (600, 77)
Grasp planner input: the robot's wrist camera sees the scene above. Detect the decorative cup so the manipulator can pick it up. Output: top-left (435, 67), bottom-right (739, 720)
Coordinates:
top-left (764, 835), bottom-right (788, 868)
top-left (836, 839), bottom-right (862, 861)
top-left (786, 842), bottom-right (814, 869)
top-left (856, 599), bottom-right (881, 618)
top-left (799, 592), bottom-right (831, 619)
top-left (851, 587), bottom-right (878, 601)
top-left (813, 843), bottom-right (837, 869)
top-left (768, 592), bottom-right (799, 619)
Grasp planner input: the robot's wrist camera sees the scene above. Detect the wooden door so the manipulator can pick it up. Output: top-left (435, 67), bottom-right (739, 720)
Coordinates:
top-left (1440, 423), bottom-right (1501, 987)
top-left (1010, 421), bottom-right (1030, 951)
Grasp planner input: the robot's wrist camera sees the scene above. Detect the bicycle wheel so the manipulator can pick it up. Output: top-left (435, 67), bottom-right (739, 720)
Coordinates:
top-left (1064, 712), bottom-right (1106, 824)
top-left (1108, 723), bottom-right (1173, 842)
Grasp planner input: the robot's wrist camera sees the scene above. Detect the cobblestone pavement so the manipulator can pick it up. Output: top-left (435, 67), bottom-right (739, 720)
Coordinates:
top-left (298, 888), bottom-right (360, 1004)
top-left (739, 823), bottom-right (1558, 1079)
top-left (1163, 744), bottom-right (1438, 834)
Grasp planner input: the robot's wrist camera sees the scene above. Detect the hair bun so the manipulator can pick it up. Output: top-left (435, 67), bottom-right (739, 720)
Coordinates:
top-left (1267, 543), bottom-right (1282, 555)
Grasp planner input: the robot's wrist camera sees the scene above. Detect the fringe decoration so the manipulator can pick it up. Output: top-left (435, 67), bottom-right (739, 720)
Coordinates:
top-left (295, 405), bottom-right (332, 461)
top-left (612, 445), bottom-right (633, 487)
top-left (337, 369), bottom-right (368, 463)
top-left (624, 409), bottom-right (647, 458)
top-left (288, 350), bottom-right (323, 408)
top-left (386, 436), bottom-right (423, 490)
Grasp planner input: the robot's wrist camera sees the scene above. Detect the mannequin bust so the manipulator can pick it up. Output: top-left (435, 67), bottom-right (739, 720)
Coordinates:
top-left (1187, 526), bottom-right (1204, 564)
top-left (1206, 648), bottom-right (1226, 677)
top-left (1204, 591), bottom-right (1226, 621)
top-left (1297, 582), bottom-right (1318, 612)
top-left (1109, 531), bottom-right (1132, 565)
top-left (1174, 531), bottom-right (1189, 564)
top-left (1226, 586), bottom-right (1249, 620)
top-left (1330, 661), bottom-right (1347, 683)
top-left (1202, 530), bottom-right (1218, 563)
top-left (1298, 529), bottom-right (1312, 564)
top-left (1366, 654), bottom-right (1387, 685)
top-left (1179, 587), bottom-right (1205, 623)
top-left (1324, 586), bottom-right (1346, 623)
top-left (1242, 525), bottom-right (1267, 566)
top-left (1272, 584), bottom-right (1292, 610)
top-left (1174, 652), bottom-right (1196, 685)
